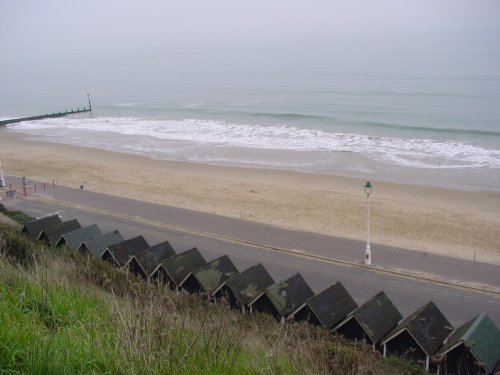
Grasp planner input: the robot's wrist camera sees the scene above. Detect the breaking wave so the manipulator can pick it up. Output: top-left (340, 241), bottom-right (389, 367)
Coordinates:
top-left (9, 116), bottom-right (500, 169)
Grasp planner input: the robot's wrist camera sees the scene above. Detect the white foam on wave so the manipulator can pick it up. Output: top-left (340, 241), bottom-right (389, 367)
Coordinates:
top-left (8, 116), bottom-right (500, 169)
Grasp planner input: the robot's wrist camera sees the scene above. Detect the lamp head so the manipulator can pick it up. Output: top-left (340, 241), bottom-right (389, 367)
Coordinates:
top-left (364, 181), bottom-right (372, 195)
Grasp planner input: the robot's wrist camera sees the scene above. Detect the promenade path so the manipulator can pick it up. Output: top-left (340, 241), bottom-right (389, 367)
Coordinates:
top-left (3, 174), bottom-right (499, 325)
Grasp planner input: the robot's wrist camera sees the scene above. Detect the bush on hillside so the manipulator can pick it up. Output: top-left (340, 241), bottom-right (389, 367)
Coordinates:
top-left (0, 203), bottom-right (33, 224)
top-left (0, 224), bottom-right (36, 266)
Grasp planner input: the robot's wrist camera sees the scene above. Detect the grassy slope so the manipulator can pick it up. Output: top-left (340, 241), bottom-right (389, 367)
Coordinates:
top-left (0, 205), bottom-right (426, 374)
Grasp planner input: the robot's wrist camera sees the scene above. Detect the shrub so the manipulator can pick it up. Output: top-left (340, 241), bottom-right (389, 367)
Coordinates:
top-left (0, 224), bottom-right (36, 266)
top-left (0, 203), bottom-right (33, 224)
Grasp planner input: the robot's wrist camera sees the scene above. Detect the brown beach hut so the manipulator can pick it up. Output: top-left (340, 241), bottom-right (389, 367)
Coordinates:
top-left (333, 291), bottom-right (402, 350)
top-left (248, 273), bottom-right (315, 323)
top-left (436, 313), bottom-right (500, 375)
top-left (55, 224), bottom-right (102, 250)
top-left (180, 255), bottom-right (238, 299)
top-left (291, 282), bottom-right (357, 329)
top-left (216, 263), bottom-right (274, 313)
top-left (20, 214), bottom-right (61, 237)
top-left (381, 301), bottom-right (452, 371)
top-left (78, 230), bottom-right (124, 257)
top-left (150, 248), bottom-right (206, 290)
top-left (37, 219), bottom-right (81, 246)
top-left (124, 241), bottom-right (176, 280)
top-left (101, 236), bottom-right (149, 268)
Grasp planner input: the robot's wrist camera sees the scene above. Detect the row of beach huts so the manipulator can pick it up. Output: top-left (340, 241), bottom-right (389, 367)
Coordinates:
top-left (19, 213), bottom-right (500, 375)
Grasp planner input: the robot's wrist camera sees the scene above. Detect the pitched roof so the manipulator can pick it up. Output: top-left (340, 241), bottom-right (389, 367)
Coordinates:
top-left (79, 230), bottom-right (124, 257)
top-left (56, 224), bottom-right (102, 249)
top-left (441, 313), bottom-right (500, 373)
top-left (255, 273), bottom-right (315, 317)
top-left (301, 282), bottom-right (357, 328)
top-left (131, 241), bottom-right (176, 276)
top-left (21, 214), bottom-right (61, 236)
top-left (38, 219), bottom-right (81, 245)
top-left (226, 263), bottom-right (274, 306)
top-left (105, 236), bottom-right (149, 267)
top-left (161, 248), bottom-right (206, 286)
top-left (382, 301), bottom-right (452, 356)
top-left (350, 291), bottom-right (402, 344)
top-left (188, 255), bottom-right (238, 295)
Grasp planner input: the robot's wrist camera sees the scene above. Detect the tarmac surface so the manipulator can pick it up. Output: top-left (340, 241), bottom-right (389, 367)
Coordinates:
top-left (2, 175), bottom-right (500, 326)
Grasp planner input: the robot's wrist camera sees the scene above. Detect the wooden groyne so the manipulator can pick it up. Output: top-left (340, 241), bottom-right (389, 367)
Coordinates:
top-left (0, 96), bottom-right (92, 127)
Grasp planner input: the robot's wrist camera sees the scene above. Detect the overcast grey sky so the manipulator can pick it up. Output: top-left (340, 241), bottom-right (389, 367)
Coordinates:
top-left (2, 0), bottom-right (500, 59)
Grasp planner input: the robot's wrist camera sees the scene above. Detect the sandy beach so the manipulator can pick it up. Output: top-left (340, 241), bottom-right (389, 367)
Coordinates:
top-left (1, 130), bottom-right (500, 265)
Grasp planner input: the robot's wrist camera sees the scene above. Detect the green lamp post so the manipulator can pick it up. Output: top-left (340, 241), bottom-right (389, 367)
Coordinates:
top-left (364, 181), bottom-right (372, 265)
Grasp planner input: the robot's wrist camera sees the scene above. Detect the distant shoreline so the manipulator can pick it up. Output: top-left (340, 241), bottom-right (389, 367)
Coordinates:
top-left (1, 129), bottom-right (500, 265)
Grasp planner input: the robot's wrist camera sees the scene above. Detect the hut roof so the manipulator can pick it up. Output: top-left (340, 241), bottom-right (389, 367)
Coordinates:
top-left (382, 301), bottom-right (452, 356)
top-left (131, 241), bottom-right (176, 276)
top-left (38, 219), bottom-right (81, 245)
top-left (79, 230), bottom-right (124, 257)
top-left (440, 313), bottom-right (500, 373)
top-left (298, 282), bottom-right (357, 328)
top-left (348, 291), bottom-right (402, 344)
top-left (226, 263), bottom-right (274, 306)
top-left (186, 255), bottom-right (238, 295)
top-left (252, 273), bottom-right (314, 317)
top-left (161, 248), bottom-right (206, 286)
top-left (105, 236), bottom-right (149, 267)
top-left (21, 214), bottom-right (61, 236)
top-left (55, 224), bottom-right (102, 249)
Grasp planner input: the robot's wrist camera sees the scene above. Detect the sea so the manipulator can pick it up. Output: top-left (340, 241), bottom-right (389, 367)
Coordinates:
top-left (1, 33), bottom-right (500, 191)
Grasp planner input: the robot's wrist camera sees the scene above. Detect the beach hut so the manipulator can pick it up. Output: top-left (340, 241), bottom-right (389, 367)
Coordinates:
top-left (291, 282), bottom-right (357, 329)
top-left (124, 241), bottom-right (176, 280)
top-left (216, 263), bottom-right (274, 313)
top-left (248, 273), bottom-right (315, 323)
top-left (55, 224), bottom-right (102, 250)
top-left (381, 301), bottom-right (452, 371)
top-left (333, 291), bottom-right (402, 350)
top-left (78, 230), bottom-right (124, 257)
top-left (20, 214), bottom-right (61, 237)
top-left (150, 248), bottom-right (206, 290)
top-left (37, 219), bottom-right (81, 246)
top-left (436, 313), bottom-right (500, 375)
top-left (180, 255), bottom-right (238, 299)
top-left (101, 236), bottom-right (149, 268)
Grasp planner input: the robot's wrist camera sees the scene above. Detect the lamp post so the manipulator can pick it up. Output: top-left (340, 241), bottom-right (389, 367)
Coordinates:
top-left (364, 181), bottom-right (372, 265)
top-left (0, 160), bottom-right (5, 188)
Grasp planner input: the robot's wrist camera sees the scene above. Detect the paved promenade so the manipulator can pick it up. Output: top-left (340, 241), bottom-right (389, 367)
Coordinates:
top-left (3, 175), bottom-right (500, 325)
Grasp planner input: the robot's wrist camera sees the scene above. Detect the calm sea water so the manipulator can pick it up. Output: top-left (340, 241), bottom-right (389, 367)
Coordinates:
top-left (1, 34), bottom-right (500, 191)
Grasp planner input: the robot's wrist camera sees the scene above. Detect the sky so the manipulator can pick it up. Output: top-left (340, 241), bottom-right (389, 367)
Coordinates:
top-left (2, 0), bottom-right (500, 59)
top-left (1, 0), bottom-right (500, 107)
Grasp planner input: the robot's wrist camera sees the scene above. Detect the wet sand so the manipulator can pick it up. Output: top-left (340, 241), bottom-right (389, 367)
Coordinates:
top-left (2, 130), bottom-right (500, 265)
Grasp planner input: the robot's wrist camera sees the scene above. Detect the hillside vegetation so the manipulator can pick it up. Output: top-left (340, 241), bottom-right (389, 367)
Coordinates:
top-left (0, 206), bottom-right (426, 374)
